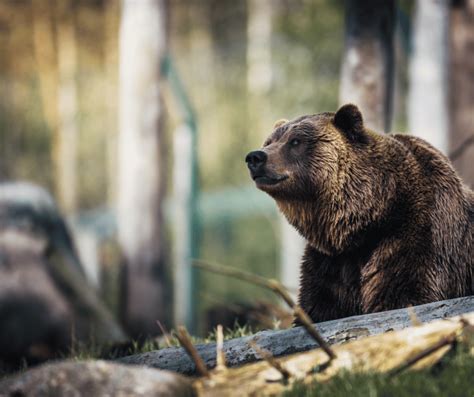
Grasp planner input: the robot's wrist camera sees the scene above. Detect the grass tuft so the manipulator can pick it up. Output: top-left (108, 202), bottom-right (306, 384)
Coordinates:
top-left (283, 346), bottom-right (474, 397)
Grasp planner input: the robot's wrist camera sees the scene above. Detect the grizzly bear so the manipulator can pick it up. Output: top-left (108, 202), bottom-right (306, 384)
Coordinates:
top-left (245, 104), bottom-right (473, 323)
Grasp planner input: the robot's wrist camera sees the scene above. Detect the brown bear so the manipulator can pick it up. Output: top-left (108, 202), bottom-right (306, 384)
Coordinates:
top-left (245, 104), bottom-right (473, 323)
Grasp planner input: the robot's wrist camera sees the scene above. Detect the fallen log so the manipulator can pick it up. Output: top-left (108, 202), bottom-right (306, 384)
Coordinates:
top-left (119, 295), bottom-right (474, 374)
top-left (194, 312), bottom-right (474, 396)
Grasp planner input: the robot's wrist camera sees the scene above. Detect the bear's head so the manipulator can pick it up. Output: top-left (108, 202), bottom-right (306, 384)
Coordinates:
top-left (245, 104), bottom-right (384, 254)
top-left (245, 104), bottom-right (367, 199)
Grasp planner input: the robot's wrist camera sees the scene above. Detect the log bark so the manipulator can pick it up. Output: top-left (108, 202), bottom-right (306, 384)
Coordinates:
top-left (118, 295), bottom-right (474, 375)
top-left (194, 312), bottom-right (474, 396)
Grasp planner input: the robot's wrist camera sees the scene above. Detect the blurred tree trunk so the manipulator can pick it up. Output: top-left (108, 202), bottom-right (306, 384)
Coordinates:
top-left (118, 0), bottom-right (169, 338)
top-left (408, 0), bottom-right (449, 153)
top-left (246, 0), bottom-right (273, 135)
top-left (32, 0), bottom-right (58, 138)
top-left (103, 0), bottom-right (120, 208)
top-left (246, 0), bottom-right (272, 97)
top-left (339, 0), bottom-right (396, 132)
top-left (449, 0), bottom-right (474, 187)
top-left (55, 0), bottom-right (79, 213)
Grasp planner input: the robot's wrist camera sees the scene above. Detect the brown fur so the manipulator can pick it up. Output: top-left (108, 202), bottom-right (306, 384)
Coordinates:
top-left (246, 104), bottom-right (474, 323)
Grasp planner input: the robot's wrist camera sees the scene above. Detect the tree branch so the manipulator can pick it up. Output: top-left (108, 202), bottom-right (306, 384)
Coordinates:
top-left (193, 260), bottom-right (336, 360)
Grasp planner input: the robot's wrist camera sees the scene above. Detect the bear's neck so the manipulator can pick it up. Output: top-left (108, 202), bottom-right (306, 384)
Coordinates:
top-left (276, 185), bottom-right (391, 256)
top-left (277, 199), bottom-right (341, 255)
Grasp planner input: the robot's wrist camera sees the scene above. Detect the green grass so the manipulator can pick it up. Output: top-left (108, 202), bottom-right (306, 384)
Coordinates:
top-left (283, 347), bottom-right (474, 397)
top-left (64, 322), bottom-right (257, 361)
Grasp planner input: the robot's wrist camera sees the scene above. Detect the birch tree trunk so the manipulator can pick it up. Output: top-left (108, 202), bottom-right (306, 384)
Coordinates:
top-left (118, 0), bottom-right (169, 338)
top-left (408, 0), bottom-right (449, 153)
top-left (449, 0), bottom-right (474, 187)
top-left (339, 0), bottom-right (396, 132)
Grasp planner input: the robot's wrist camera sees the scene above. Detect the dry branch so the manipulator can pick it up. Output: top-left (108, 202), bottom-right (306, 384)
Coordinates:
top-left (449, 134), bottom-right (474, 161)
top-left (193, 260), bottom-right (336, 360)
top-left (175, 326), bottom-right (210, 378)
top-left (407, 305), bottom-right (422, 326)
top-left (156, 320), bottom-right (172, 348)
top-left (215, 325), bottom-right (226, 371)
top-left (249, 341), bottom-right (292, 382)
top-left (388, 332), bottom-right (457, 377)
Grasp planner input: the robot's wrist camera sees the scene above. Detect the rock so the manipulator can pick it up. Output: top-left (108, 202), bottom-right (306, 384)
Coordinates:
top-left (0, 360), bottom-right (195, 397)
top-left (0, 244), bottom-right (72, 364)
top-left (0, 182), bottom-right (82, 273)
top-left (0, 182), bottom-right (126, 366)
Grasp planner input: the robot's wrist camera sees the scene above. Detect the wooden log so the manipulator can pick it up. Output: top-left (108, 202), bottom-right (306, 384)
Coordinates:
top-left (195, 312), bottom-right (474, 396)
top-left (118, 295), bottom-right (474, 375)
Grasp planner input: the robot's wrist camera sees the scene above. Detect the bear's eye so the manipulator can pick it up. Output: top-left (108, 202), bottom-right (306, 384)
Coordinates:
top-left (289, 138), bottom-right (300, 147)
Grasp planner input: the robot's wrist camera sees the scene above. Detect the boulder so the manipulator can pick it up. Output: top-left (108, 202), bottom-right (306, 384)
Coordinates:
top-left (0, 182), bottom-right (126, 366)
top-left (0, 360), bottom-right (194, 397)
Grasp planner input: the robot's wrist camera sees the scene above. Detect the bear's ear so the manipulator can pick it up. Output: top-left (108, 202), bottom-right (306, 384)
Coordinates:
top-left (333, 104), bottom-right (365, 141)
top-left (273, 118), bottom-right (288, 129)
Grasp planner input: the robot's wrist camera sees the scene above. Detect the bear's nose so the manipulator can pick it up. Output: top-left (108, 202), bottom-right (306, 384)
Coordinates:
top-left (245, 150), bottom-right (267, 170)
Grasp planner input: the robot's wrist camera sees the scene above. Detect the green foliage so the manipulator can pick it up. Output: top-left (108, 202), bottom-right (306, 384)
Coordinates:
top-left (272, 0), bottom-right (344, 116)
top-left (0, 80), bottom-right (53, 189)
top-left (173, 0), bottom-right (345, 189)
top-left (0, 0), bottom-right (347, 334)
top-left (170, 0), bottom-right (344, 333)
top-left (283, 347), bottom-right (474, 397)
top-left (198, 214), bottom-right (280, 333)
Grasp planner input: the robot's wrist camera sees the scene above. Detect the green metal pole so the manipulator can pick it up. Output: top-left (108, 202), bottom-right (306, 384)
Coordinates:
top-left (162, 55), bottom-right (200, 333)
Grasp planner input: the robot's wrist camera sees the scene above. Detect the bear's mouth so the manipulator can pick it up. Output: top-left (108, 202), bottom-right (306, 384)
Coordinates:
top-left (253, 174), bottom-right (288, 186)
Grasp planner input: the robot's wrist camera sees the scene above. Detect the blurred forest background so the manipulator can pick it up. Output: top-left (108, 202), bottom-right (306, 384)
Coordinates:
top-left (0, 0), bottom-right (473, 340)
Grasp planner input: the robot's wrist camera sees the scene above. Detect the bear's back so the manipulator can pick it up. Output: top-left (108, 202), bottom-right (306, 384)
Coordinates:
top-left (391, 133), bottom-right (473, 295)
top-left (390, 134), bottom-right (460, 184)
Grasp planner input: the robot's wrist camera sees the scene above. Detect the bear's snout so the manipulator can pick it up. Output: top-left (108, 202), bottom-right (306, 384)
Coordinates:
top-left (245, 150), bottom-right (267, 172)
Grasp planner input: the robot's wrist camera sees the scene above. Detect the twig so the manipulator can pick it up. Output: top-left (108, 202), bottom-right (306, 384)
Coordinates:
top-left (156, 320), bottom-right (172, 348)
top-left (407, 305), bottom-right (422, 326)
top-left (449, 134), bottom-right (474, 161)
top-left (293, 306), bottom-right (337, 360)
top-left (194, 260), bottom-right (293, 305)
top-left (216, 324), bottom-right (227, 371)
top-left (175, 326), bottom-right (210, 377)
top-left (193, 259), bottom-right (336, 360)
top-left (388, 333), bottom-right (457, 377)
top-left (249, 340), bottom-right (292, 382)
